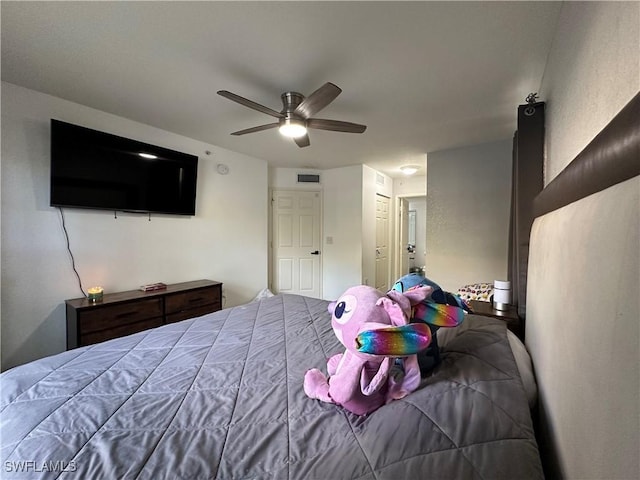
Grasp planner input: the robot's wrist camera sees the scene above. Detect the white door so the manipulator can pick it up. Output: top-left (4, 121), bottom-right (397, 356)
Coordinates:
top-left (375, 194), bottom-right (390, 291)
top-left (272, 190), bottom-right (322, 298)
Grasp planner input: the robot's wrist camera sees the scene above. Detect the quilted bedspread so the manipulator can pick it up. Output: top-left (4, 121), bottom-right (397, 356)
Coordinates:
top-left (0, 294), bottom-right (543, 479)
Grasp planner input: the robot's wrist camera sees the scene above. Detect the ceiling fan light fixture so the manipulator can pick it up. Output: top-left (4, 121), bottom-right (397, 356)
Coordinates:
top-left (400, 165), bottom-right (420, 176)
top-left (279, 118), bottom-right (307, 138)
top-left (217, 83), bottom-right (366, 148)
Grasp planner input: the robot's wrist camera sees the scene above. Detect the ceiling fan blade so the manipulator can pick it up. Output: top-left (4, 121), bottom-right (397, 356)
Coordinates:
top-left (294, 134), bottom-right (310, 148)
top-left (307, 118), bottom-right (367, 134)
top-left (294, 82), bottom-right (342, 119)
top-left (217, 90), bottom-right (284, 119)
top-left (230, 123), bottom-right (279, 136)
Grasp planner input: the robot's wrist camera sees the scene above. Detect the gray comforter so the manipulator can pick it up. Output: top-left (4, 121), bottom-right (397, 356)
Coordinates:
top-left (0, 294), bottom-right (543, 479)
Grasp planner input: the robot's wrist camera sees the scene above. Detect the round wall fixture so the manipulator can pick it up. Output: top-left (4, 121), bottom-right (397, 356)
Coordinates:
top-left (216, 163), bottom-right (229, 175)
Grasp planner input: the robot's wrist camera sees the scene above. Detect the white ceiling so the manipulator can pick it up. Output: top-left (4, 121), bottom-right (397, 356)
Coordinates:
top-left (1, 1), bottom-right (562, 178)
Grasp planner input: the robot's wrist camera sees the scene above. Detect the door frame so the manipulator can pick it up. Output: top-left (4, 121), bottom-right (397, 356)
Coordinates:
top-left (397, 196), bottom-right (411, 281)
top-left (269, 188), bottom-right (323, 298)
top-left (393, 193), bottom-right (426, 281)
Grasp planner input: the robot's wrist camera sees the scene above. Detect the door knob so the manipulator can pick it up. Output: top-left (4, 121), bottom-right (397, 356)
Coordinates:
top-left (310, 250), bottom-right (320, 255)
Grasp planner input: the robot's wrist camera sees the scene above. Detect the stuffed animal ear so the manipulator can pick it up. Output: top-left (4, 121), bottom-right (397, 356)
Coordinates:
top-left (402, 285), bottom-right (433, 305)
top-left (376, 296), bottom-right (408, 326)
top-left (413, 302), bottom-right (465, 327)
top-left (355, 323), bottom-right (432, 356)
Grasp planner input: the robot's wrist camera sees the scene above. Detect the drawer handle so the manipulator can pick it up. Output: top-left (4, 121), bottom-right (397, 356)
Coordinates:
top-left (188, 297), bottom-right (205, 303)
top-left (115, 311), bottom-right (138, 319)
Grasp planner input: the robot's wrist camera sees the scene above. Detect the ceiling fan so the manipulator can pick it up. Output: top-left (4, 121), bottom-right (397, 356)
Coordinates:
top-left (217, 82), bottom-right (367, 148)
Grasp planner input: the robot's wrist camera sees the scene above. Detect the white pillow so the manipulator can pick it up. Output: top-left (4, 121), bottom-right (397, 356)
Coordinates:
top-left (457, 282), bottom-right (494, 302)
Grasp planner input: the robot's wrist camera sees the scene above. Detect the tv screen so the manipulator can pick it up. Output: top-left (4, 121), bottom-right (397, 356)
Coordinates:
top-left (50, 120), bottom-right (198, 215)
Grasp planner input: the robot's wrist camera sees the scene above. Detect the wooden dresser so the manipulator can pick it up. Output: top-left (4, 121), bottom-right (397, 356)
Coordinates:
top-left (66, 279), bottom-right (222, 349)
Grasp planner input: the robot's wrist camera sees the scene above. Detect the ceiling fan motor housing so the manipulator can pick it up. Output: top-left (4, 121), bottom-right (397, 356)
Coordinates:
top-left (281, 92), bottom-right (304, 113)
top-left (279, 92), bottom-right (307, 134)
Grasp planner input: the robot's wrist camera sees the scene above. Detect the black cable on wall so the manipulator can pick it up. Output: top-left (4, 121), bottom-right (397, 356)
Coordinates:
top-left (58, 207), bottom-right (87, 298)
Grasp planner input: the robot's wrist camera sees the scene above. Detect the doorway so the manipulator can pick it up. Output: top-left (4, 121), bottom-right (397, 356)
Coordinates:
top-left (395, 195), bottom-right (426, 279)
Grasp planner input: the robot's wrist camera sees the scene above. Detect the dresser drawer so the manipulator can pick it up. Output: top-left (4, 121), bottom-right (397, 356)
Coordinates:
top-left (81, 317), bottom-right (164, 346)
top-left (166, 303), bottom-right (221, 324)
top-left (165, 286), bottom-right (221, 314)
top-left (79, 298), bottom-right (163, 334)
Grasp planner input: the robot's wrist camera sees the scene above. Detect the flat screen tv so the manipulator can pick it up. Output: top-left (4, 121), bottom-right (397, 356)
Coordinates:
top-left (50, 119), bottom-right (198, 215)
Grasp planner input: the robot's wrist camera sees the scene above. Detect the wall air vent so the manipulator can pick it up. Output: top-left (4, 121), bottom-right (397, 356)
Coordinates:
top-left (297, 174), bottom-right (321, 183)
top-left (376, 173), bottom-right (385, 185)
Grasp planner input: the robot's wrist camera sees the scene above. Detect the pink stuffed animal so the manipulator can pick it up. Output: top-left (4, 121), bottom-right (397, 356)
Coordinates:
top-left (303, 285), bottom-right (433, 415)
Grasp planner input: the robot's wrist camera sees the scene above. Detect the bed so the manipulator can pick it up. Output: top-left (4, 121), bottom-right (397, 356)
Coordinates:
top-left (1, 293), bottom-right (542, 479)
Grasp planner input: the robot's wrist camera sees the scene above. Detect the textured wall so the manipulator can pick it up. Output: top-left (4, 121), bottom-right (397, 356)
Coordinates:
top-left (426, 139), bottom-right (512, 292)
top-left (541, 2), bottom-right (640, 184)
top-left (1, 83), bottom-right (269, 370)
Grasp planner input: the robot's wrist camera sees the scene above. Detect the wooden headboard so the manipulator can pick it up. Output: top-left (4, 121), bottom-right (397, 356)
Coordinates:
top-left (526, 92), bottom-right (639, 479)
top-left (533, 92), bottom-right (639, 217)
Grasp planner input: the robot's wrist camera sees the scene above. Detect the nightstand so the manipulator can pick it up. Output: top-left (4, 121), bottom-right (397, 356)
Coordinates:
top-left (468, 300), bottom-right (523, 340)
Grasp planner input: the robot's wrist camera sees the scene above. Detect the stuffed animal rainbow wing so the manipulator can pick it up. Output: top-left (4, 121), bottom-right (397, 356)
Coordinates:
top-left (412, 302), bottom-right (465, 327)
top-left (355, 323), bottom-right (432, 356)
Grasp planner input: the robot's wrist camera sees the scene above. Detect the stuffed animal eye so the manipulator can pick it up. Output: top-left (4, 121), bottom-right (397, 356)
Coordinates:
top-left (333, 294), bottom-right (356, 324)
